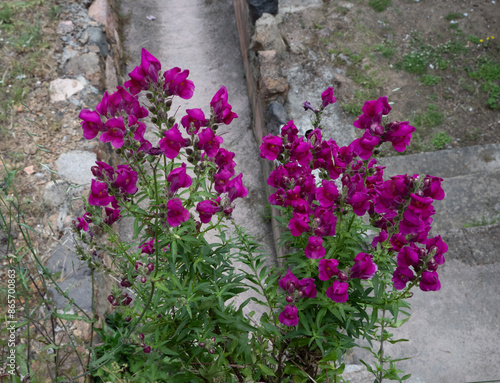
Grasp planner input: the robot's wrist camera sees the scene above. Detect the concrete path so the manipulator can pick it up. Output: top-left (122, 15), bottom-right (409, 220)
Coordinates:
top-left (119, 0), bottom-right (275, 312)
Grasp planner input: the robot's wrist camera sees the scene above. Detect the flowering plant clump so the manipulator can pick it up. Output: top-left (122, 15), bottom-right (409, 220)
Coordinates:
top-left (74, 48), bottom-right (447, 382)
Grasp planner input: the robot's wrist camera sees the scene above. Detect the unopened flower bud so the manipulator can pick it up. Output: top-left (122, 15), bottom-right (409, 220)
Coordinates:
top-left (138, 333), bottom-right (145, 341)
top-left (125, 316), bottom-right (131, 322)
top-left (199, 342), bottom-right (206, 348)
top-left (143, 345), bottom-right (151, 353)
top-left (107, 294), bottom-right (115, 304)
top-left (146, 93), bottom-right (153, 100)
top-left (286, 295), bottom-right (294, 303)
top-left (151, 117), bottom-right (158, 124)
top-left (166, 99), bottom-right (172, 108)
top-left (209, 348), bottom-right (215, 354)
top-left (168, 117), bottom-right (176, 125)
top-left (338, 272), bottom-right (348, 282)
top-left (135, 261), bottom-right (143, 271)
top-left (121, 278), bottom-right (132, 287)
top-left (211, 337), bottom-right (216, 342)
top-left (141, 275), bottom-right (147, 284)
top-left (427, 259), bottom-right (438, 271)
top-left (146, 263), bottom-right (155, 274)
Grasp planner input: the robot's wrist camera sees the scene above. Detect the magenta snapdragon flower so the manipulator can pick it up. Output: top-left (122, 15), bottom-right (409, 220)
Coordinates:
top-left (97, 87), bottom-right (148, 119)
top-left (140, 238), bottom-right (155, 255)
top-left (75, 215), bottom-right (89, 231)
top-left (88, 179), bottom-right (114, 207)
top-left (421, 175), bottom-right (445, 200)
top-left (197, 127), bottom-right (223, 158)
top-left (321, 86), bottom-right (337, 108)
top-left (124, 48), bottom-right (162, 94)
top-left (350, 130), bottom-right (381, 160)
top-left (288, 213), bottom-right (310, 237)
top-left (326, 280), bottom-right (349, 303)
top-left (196, 198), bottom-right (221, 224)
top-left (104, 207), bottom-right (121, 226)
top-left (425, 235), bottom-right (448, 265)
top-left (353, 96), bottom-right (392, 130)
top-left (315, 180), bottom-right (339, 208)
top-left (164, 67), bottom-right (195, 99)
top-left (79, 109), bottom-right (105, 140)
top-left (350, 252), bottom-right (378, 279)
top-left (114, 164), bottom-right (138, 195)
top-left (397, 245), bottom-right (420, 268)
top-left (166, 198), bottom-right (190, 227)
top-left (298, 278), bottom-right (317, 298)
top-left (304, 236), bottom-right (325, 259)
top-left (214, 169), bottom-right (232, 194)
top-left (281, 120), bottom-right (299, 144)
top-left (180, 108), bottom-right (208, 134)
top-left (384, 121), bottom-right (415, 152)
top-left (100, 117), bottom-right (126, 148)
top-left (214, 148), bottom-right (236, 175)
top-left (227, 173), bottom-right (248, 202)
top-left (318, 258), bottom-right (340, 281)
top-left (260, 134), bottom-right (283, 161)
top-left (278, 305), bottom-right (299, 326)
top-left (167, 162), bottom-right (193, 194)
top-left (279, 269), bottom-right (299, 294)
top-left (419, 271), bottom-right (441, 291)
top-left (210, 86), bottom-right (238, 125)
top-left (159, 124), bottom-right (189, 159)
top-left (392, 267), bottom-right (414, 290)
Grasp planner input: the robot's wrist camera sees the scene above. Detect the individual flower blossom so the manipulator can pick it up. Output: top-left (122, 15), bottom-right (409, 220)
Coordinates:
top-left (350, 252), bottom-right (378, 279)
top-left (210, 86), bottom-right (238, 125)
top-left (278, 305), bottom-right (299, 327)
top-left (279, 269), bottom-right (299, 294)
top-left (384, 121), bottom-right (415, 152)
top-left (390, 233), bottom-right (407, 252)
top-left (159, 124), bottom-right (189, 159)
top-left (260, 134), bottom-right (283, 161)
top-left (88, 179), bottom-right (114, 207)
top-left (180, 108), bottom-right (208, 134)
top-left (353, 96), bottom-right (392, 131)
top-left (421, 175), bottom-right (445, 200)
top-left (166, 198), bottom-right (190, 227)
top-left (197, 127), bottom-right (223, 158)
top-left (371, 230), bottom-right (388, 248)
top-left (79, 109), bottom-right (105, 140)
top-left (281, 120), bottom-right (299, 144)
top-left (288, 212), bottom-right (310, 237)
top-left (214, 148), bottom-right (236, 175)
top-left (164, 67), bottom-right (195, 99)
top-left (97, 87), bottom-right (148, 119)
top-left (392, 267), bottom-right (414, 290)
top-left (227, 173), bottom-right (248, 202)
top-left (326, 280), bottom-right (349, 303)
top-left (196, 198), bottom-right (221, 224)
top-left (131, 120), bottom-right (153, 152)
top-left (267, 166), bottom-right (289, 189)
top-left (419, 271), bottom-right (441, 291)
top-left (347, 191), bottom-right (371, 216)
top-left (100, 117), bottom-right (126, 148)
top-left (313, 208), bottom-right (337, 237)
top-left (397, 245), bottom-right (420, 268)
top-left (399, 209), bottom-right (425, 236)
top-left (92, 161), bottom-right (115, 181)
top-left (167, 163), bottom-right (193, 194)
top-left (425, 235), bottom-right (448, 265)
top-left (290, 140), bottom-right (313, 166)
top-left (409, 193), bottom-right (435, 220)
top-left (349, 130), bottom-right (381, 160)
top-left (213, 169), bottom-right (232, 194)
top-left (321, 86), bottom-right (337, 108)
top-left (123, 48), bottom-right (162, 94)
top-left (140, 238), bottom-right (155, 255)
top-left (75, 216), bottom-right (89, 231)
top-left (114, 164), bottom-right (138, 195)
top-left (315, 180), bottom-right (339, 208)
top-left (304, 236), bottom-right (326, 259)
top-left (104, 207), bottom-right (121, 226)
top-left (318, 258), bottom-right (340, 281)
top-left (297, 278), bottom-right (317, 298)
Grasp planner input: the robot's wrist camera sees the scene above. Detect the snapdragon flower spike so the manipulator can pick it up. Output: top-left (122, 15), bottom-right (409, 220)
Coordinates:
top-left (321, 86), bottom-right (337, 108)
top-left (104, 207), bottom-right (121, 226)
top-left (166, 198), bottom-right (190, 227)
top-left (88, 179), bottom-right (114, 207)
top-left (326, 280), bottom-right (349, 303)
top-left (353, 96), bottom-right (392, 131)
top-left (318, 258), bottom-right (340, 281)
top-left (114, 164), bottom-right (138, 194)
top-left (167, 163), bottom-right (193, 195)
top-left (159, 124), bottom-right (190, 159)
top-left (75, 216), bottom-right (89, 231)
top-left (278, 305), bottom-right (299, 327)
top-left (349, 130), bottom-right (381, 161)
top-left (123, 48), bottom-right (162, 95)
top-left (97, 87), bottom-right (148, 119)
top-left (164, 67), bottom-right (195, 99)
top-left (79, 109), bottom-right (105, 140)
top-left (210, 86), bottom-right (238, 125)
top-left (384, 121), bottom-right (415, 152)
top-left (350, 252), bottom-right (378, 280)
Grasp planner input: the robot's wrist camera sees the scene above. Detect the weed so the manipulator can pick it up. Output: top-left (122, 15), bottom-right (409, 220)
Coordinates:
top-left (0, 4), bottom-right (13, 24)
top-left (445, 13), bottom-right (465, 21)
top-left (431, 132), bottom-right (452, 150)
top-left (49, 5), bottom-right (61, 21)
top-left (369, 0), bottom-right (391, 12)
top-left (420, 74), bottom-right (441, 86)
top-left (468, 57), bottom-right (500, 109)
top-left (375, 42), bottom-right (396, 58)
top-left (469, 35), bottom-right (481, 44)
top-left (464, 216), bottom-right (500, 228)
top-left (412, 104), bottom-right (444, 128)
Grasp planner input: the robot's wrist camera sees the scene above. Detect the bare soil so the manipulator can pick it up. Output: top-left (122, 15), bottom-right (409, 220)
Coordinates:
top-left (278, 0), bottom-right (500, 154)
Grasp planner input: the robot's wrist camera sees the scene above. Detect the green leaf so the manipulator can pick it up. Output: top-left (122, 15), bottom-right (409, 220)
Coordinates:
top-left (19, 223), bottom-right (37, 233)
top-left (258, 363), bottom-right (276, 377)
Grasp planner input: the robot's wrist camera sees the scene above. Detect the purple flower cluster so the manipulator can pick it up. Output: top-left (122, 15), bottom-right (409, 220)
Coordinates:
top-left (262, 89), bottom-right (447, 326)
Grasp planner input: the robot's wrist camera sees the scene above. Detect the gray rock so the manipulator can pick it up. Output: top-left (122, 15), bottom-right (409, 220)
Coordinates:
top-left (43, 180), bottom-right (71, 207)
top-left (49, 78), bottom-right (85, 103)
top-left (56, 20), bottom-right (74, 34)
top-left (63, 52), bottom-right (103, 87)
top-left (248, 0), bottom-right (279, 22)
top-left (56, 150), bottom-right (96, 185)
top-left (87, 26), bottom-right (108, 58)
top-left (251, 13), bottom-right (286, 54)
top-left (266, 101), bottom-right (289, 135)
